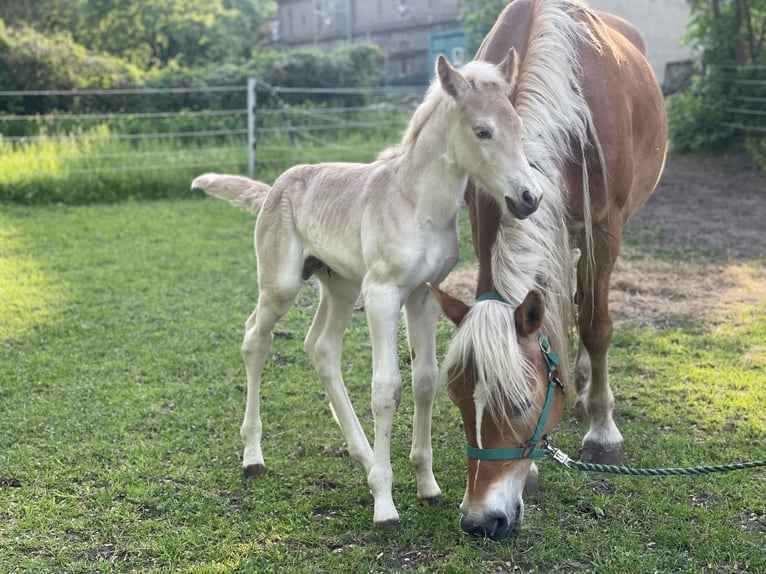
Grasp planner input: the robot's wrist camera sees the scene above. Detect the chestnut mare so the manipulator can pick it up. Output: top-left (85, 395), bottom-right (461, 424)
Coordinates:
top-left (431, 0), bottom-right (667, 539)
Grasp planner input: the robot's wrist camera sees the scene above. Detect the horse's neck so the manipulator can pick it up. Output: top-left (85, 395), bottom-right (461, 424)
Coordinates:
top-left (398, 108), bottom-right (466, 227)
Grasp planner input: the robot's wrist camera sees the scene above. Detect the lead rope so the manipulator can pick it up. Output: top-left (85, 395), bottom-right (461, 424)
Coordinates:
top-left (542, 438), bottom-right (766, 476)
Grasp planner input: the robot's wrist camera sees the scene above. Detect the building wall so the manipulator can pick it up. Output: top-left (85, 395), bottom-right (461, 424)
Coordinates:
top-left (274, 0), bottom-right (461, 84)
top-left (273, 0), bottom-right (692, 86)
top-left (587, 0), bottom-right (693, 85)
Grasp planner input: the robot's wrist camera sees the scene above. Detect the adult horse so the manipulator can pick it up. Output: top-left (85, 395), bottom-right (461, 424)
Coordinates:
top-left (431, 0), bottom-right (667, 539)
top-left (192, 54), bottom-right (541, 529)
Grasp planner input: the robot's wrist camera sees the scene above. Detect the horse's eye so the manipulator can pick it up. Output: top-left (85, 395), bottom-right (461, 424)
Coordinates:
top-left (474, 127), bottom-right (492, 140)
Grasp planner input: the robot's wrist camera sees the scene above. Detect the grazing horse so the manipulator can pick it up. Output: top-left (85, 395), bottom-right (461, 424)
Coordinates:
top-left (192, 54), bottom-right (541, 528)
top-left (432, 0), bottom-right (667, 539)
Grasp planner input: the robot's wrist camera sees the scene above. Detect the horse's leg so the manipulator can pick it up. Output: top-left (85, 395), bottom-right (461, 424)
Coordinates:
top-left (240, 234), bottom-right (303, 476)
top-left (363, 281), bottom-right (404, 528)
top-left (404, 285), bottom-right (442, 506)
top-left (576, 220), bottom-right (624, 464)
top-left (304, 274), bottom-right (373, 471)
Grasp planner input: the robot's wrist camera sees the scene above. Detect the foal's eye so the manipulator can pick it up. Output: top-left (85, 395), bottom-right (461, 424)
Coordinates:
top-left (474, 127), bottom-right (492, 140)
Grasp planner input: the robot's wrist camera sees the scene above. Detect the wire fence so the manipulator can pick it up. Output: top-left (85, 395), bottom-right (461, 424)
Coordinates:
top-left (0, 65), bottom-right (762, 203)
top-left (0, 82), bottom-right (425, 187)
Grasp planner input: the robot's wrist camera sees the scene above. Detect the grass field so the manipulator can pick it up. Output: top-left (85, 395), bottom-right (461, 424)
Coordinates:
top-left (1, 189), bottom-right (765, 572)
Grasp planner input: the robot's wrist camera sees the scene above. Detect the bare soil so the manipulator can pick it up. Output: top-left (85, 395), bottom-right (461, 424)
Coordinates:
top-left (443, 153), bottom-right (766, 330)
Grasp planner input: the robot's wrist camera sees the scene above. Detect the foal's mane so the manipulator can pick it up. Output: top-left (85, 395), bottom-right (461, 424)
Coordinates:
top-left (443, 0), bottom-right (604, 430)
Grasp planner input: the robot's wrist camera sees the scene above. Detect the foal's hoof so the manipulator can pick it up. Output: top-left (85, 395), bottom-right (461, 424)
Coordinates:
top-left (243, 463), bottom-right (266, 477)
top-left (579, 442), bottom-right (624, 465)
top-left (374, 518), bottom-right (401, 531)
top-left (420, 494), bottom-right (442, 507)
top-left (523, 473), bottom-right (539, 497)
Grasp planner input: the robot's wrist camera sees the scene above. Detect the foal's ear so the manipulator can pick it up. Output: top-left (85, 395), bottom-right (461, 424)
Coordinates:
top-left (497, 48), bottom-right (520, 98)
top-left (437, 54), bottom-right (470, 99)
top-left (427, 282), bottom-right (471, 326)
top-left (514, 289), bottom-right (545, 337)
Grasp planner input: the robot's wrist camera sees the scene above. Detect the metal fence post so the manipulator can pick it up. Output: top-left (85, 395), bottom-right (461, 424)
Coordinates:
top-left (247, 77), bottom-right (257, 179)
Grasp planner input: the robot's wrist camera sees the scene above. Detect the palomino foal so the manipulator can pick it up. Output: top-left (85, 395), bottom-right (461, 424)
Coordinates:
top-left (193, 53), bottom-right (540, 528)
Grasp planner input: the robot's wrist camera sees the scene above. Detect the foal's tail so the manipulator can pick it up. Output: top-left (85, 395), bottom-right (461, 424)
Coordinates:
top-left (191, 173), bottom-right (271, 214)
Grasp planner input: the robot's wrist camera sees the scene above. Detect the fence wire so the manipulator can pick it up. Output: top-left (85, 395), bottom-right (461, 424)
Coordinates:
top-left (0, 82), bottom-right (422, 182)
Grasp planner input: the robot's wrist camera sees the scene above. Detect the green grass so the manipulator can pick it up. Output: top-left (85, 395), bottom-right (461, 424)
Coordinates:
top-left (0, 106), bottom-right (411, 205)
top-left (1, 197), bottom-right (764, 573)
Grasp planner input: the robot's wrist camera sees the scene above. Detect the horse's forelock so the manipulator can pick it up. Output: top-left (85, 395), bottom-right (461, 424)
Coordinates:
top-left (442, 300), bottom-right (541, 434)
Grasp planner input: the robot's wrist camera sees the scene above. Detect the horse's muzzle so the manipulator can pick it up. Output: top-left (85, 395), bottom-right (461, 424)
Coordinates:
top-left (459, 508), bottom-right (521, 541)
top-left (506, 189), bottom-right (541, 219)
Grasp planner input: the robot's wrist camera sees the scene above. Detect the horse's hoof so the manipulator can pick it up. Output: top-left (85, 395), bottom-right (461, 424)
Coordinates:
top-left (523, 473), bottom-right (539, 496)
top-left (579, 441), bottom-right (624, 465)
top-left (420, 494), bottom-right (442, 507)
top-left (243, 463), bottom-right (266, 477)
top-left (374, 518), bottom-right (401, 531)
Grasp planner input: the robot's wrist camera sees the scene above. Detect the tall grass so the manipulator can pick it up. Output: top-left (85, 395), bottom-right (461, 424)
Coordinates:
top-left (0, 104), bottom-right (413, 205)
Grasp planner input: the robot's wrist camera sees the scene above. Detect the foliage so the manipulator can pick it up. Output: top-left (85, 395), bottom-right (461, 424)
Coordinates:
top-left (669, 0), bottom-right (766, 163)
top-left (0, 0), bottom-right (277, 70)
top-left (1, 198), bottom-right (764, 572)
top-left (0, 20), bottom-right (143, 114)
top-left (460, 0), bottom-right (508, 56)
top-left (666, 75), bottom-right (737, 152)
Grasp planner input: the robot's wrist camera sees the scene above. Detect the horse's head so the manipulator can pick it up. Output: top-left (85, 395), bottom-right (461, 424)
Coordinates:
top-left (436, 52), bottom-right (540, 219)
top-left (430, 284), bottom-right (565, 540)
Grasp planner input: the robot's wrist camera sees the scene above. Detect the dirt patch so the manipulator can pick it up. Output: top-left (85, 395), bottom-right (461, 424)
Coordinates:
top-left (442, 153), bottom-right (766, 329)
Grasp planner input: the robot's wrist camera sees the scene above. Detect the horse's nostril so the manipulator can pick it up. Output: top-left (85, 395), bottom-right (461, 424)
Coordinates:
top-left (492, 515), bottom-right (509, 538)
top-left (521, 189), bottom-right (539, 209)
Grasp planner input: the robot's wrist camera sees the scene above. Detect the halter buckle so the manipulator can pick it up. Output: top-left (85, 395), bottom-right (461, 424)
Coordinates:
top-left (543, 438), bottom-right (572, 467)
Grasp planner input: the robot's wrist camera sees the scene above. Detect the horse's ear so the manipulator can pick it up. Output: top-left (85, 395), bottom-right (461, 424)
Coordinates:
top-left (436, 54), bottom-right (469, 99)
top-left (514, 289), bottom-right (545, 337)
top-left (427, 282), bottom-right (471, 326)
top-left (498, 48), bottom-right (520, 97)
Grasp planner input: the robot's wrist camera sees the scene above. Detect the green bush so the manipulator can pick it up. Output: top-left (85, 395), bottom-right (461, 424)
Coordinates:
top-left (665, 75), bottom-right (737, 152)
top-left (0, 20), bottom-right (143, 115)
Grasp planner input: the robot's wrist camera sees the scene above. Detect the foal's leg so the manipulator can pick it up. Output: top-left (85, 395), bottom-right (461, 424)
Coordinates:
top-left (404, 285), bottom-right (442, 505)
top-left (240, 234), bottom-right (303, 476)
top-left (363, 280), bottom-right (405, 528)
top-left (576, 219), bottom-right (624, 464)
top-left (304, 274), bottom-right (373, 471)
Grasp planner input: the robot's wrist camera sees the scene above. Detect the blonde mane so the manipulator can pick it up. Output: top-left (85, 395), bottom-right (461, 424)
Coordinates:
top-left (443, 0), bottom-right (604, 428)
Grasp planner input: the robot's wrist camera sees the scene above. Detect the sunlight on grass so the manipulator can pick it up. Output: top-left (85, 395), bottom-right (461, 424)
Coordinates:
top-left (0, 222), bottom-right (67, 340)
top-left (618, 261), bottom-right (766, 440)
top-left (0, 130), bottom-right (94, 182)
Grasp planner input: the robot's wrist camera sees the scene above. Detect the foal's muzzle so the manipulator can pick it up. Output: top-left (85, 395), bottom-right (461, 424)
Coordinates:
top-left (506, 189), bottom-right (540, 219)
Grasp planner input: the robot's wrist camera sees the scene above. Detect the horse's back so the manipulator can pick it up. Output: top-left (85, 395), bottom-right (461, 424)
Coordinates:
top-left (577, 9), bottom-right (667, 223)
top-left (476, 0), bottom-right (667, 227)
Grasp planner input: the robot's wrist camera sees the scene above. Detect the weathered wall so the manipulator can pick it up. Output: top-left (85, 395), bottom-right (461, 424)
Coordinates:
top-left (587, 0), bottom-right (693, 84)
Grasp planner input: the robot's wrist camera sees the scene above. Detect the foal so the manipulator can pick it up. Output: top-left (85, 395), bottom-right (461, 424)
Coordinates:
top-left (193, 53), bottom-right (540, 528)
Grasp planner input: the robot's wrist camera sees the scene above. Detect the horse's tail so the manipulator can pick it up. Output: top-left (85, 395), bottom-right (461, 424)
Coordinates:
top-left (191, 173), bottom-right (271, 214)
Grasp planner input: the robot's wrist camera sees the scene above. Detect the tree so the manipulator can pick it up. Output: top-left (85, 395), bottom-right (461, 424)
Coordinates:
top-left (667, 0), bottom-right (766, 163)
top-left (686, 0), bottom-right (766, 65)
top-left (461, 0), bottom-right (508, 56)
top-left (0, 0), bottom-right (277, 70)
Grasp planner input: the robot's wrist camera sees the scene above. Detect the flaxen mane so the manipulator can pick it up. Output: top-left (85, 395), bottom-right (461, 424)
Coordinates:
top-left (442, 0), bottom-right (605, 430)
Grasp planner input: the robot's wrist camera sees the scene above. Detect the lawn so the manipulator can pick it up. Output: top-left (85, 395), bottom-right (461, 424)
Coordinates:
top-left (1, 194), bottom-right (764, 573)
